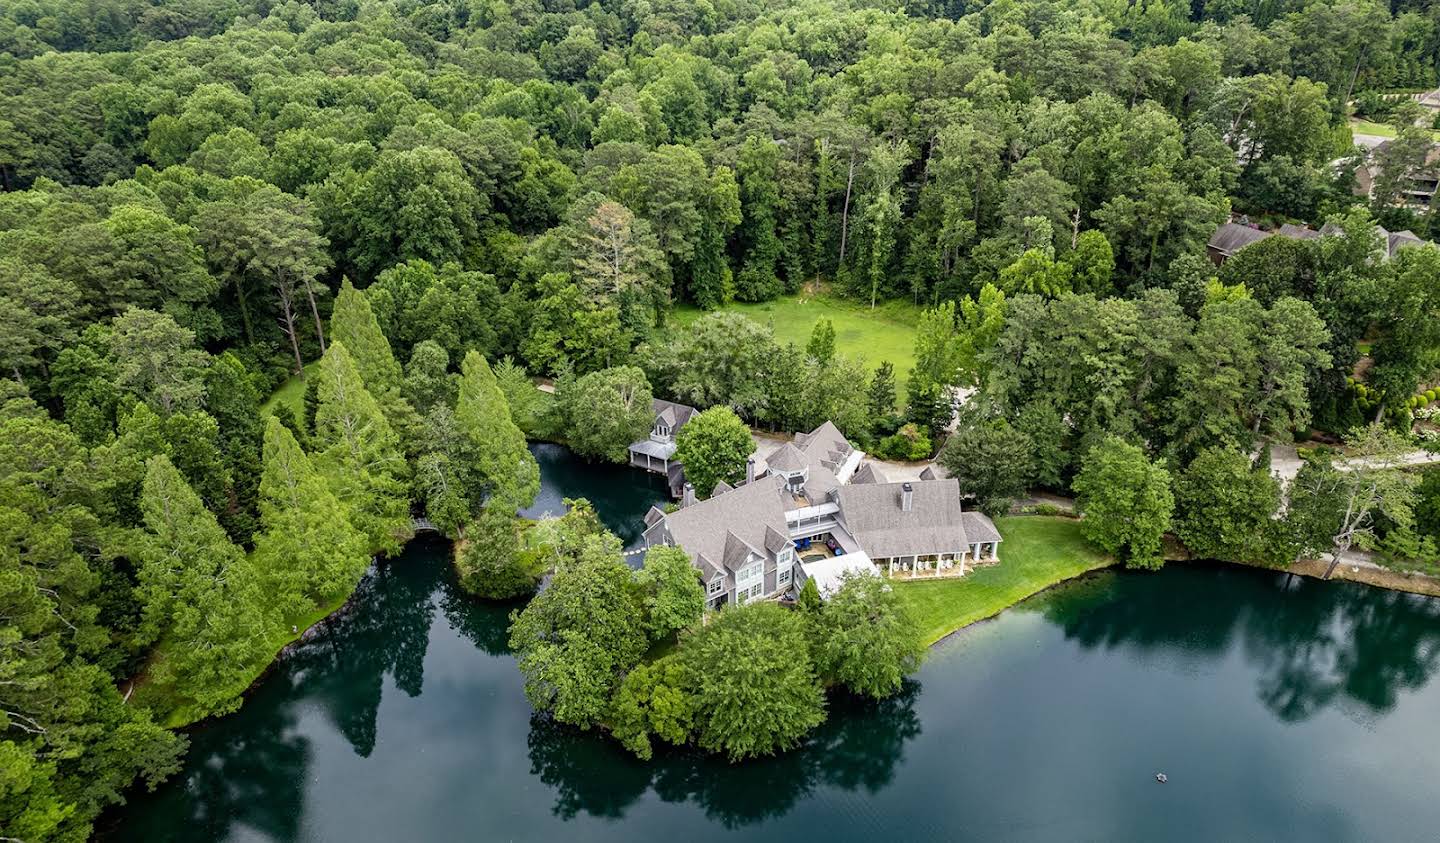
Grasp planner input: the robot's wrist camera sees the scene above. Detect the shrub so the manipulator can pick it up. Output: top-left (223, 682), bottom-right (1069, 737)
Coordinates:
top-left (454, 507), bottom-right (538, 599)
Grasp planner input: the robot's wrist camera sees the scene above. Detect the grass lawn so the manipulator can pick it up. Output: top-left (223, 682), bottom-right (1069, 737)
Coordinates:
top-left (1350, 119), bottom-right (1440, 141)
top-left (893, 516), bottom-right (1112, 646)
top-left (260, 362), bottom-right (316, 417)
top-left (673, 293), bottom-right (922, 387)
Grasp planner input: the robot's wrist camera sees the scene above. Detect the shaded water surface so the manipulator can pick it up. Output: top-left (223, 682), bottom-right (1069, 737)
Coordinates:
top-left (111, 450), bottom-right (1440, 841)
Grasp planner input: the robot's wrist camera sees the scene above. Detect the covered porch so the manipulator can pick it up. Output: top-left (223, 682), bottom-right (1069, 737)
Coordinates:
top-left (878, 541), bottom-right (1000, 581)
top-left (628, 437), bottom-right (676, 474)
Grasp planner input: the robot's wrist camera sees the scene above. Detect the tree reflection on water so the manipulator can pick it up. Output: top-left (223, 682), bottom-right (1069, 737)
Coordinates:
top-left (1036, 563), bottom-right (1440, 722)
top-left (526, 681), bottom-right (923, 826)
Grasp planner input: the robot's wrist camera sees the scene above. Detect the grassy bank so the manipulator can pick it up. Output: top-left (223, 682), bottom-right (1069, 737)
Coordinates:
top-left (134, 582), bottom-right (358, 728)
top-left (260, 362), bottom-right (316, 417)
top-left (893, 516), bottom-right (1112, 646)
top-left (674, 293), bottom-right (922, 387)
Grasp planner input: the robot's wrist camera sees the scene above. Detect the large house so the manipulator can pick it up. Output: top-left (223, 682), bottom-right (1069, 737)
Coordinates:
top-left (628, 398), bottom-right (698, 498)
top-left (1206, 219), bottom-right (1425, 266)
top-left (642, 421), bottom-right (1003, 608)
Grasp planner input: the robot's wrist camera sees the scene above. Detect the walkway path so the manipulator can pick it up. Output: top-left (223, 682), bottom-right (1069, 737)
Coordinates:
top-left (1268, 444), bottom-right (1440, 488)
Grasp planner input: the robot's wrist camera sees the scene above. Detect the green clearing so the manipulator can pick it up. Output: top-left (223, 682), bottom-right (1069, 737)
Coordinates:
top-left (1349, 119), bottom-right (1440, 141)
top-left (893, 516), bottom-right (1113, 646)
top-left (260, 362), bottom-right (317, 417)
top-left (673, 294), bottom-right (922, 386)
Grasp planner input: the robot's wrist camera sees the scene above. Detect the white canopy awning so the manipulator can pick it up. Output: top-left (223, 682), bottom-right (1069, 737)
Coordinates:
top-left (799, 551), bottom-right (875, 597)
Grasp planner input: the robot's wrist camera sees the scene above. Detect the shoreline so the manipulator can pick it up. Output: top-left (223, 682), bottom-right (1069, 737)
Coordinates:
top-left (926, 563), bottom-right (1117, 649)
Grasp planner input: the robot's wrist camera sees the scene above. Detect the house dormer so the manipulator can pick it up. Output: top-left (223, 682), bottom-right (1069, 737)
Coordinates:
top-left (766, 443), bottom-right (810, 494)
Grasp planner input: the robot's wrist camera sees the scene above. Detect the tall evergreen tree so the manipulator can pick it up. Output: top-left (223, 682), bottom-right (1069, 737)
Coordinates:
top-left (330, 278), bottom-right (419, 446)
top-left (135, 455), bottom-right (275, 717)
top-left (254, 416), bottom-right (370, 611)
top-left (456, 350), bottom-right (540, 514)
top-left (313, 342), bottom-right (412, 556)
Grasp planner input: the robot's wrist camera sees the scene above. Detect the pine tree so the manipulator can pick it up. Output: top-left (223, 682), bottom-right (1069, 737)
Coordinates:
top-left (329, 278), bottom-right (420, 446)
top-left (255, 416), bottom-right (370, 611)
top-left (456, 350), bottom-right (539, 514)
top-left (136, 455), bottom-right (275, 717)
top-left (313, 342), bottom-right (413, 556)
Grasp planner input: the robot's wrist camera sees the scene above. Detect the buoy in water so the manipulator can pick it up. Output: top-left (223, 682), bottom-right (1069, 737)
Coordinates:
top-left (1155, 773), bottom-right (1168, 783)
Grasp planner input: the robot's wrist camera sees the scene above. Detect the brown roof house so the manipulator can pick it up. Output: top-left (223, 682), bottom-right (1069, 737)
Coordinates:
top-left (1208, 218), bottom-right (1429, 266)
top-left (642, 421), bottom-right (1002, 607)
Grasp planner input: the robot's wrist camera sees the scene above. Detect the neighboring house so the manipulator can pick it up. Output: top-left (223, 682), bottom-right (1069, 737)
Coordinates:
top-left (1207, 219), bottom-right (1427, 266)
top-left (1355, 139), bottom-right (1440, 209)
top-left (642, 421), bottom-right (1003, 607)
top-left (1206, 222), bottom-right (1276, 265)
top-left (628, 398), bottom-right (697, 498)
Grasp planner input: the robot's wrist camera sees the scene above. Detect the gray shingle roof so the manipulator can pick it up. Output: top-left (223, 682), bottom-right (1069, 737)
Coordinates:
top-left (836, 479), bottom-right (971, 558)
top-left (658, 475), bottom-right (789, 574)
top-left (711, 479), bottom-right (734, 496)
top-left (918, 464), bottom-right (949, 481)
top-left (643, 505), bottom-right (667, 528)
top-left (851, 462), bottom-right (887, 484)
top-left (1278, 223), bottom-right (1320, 240)
top-left (961, 511), bottom-right (1003, 544)
top-left (766, 442), bottom-right (808, 473)
top-left (1389, 229), bottom-right (1425, 257)
top-left (652, 398), bottom-right (697, 431)
top-left (1207, 223), bottom-right (1272, 256)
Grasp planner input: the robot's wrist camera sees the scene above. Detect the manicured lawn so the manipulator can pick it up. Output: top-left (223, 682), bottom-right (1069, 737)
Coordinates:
top-left (673, 293), bottom-right (922, 386)
top-left (1350, 119), bottom-right (1440, 141)
top-left (260, 362), bottom-right (316, 417)
top-left (893, 516), bottom-right (1112, 646)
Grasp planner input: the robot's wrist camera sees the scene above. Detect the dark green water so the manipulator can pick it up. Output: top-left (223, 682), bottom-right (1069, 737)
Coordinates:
top-left (522, 442), bottom-right (669, 548)
top-left (109, 450), bottom-right (1440, 841)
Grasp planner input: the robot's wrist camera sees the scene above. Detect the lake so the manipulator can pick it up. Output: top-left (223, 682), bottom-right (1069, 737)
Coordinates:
top-left (108, 447), bottom-right (1440, 841)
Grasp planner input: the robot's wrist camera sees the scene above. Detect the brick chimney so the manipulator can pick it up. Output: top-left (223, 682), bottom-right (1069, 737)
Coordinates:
top-left (901, 482), bottom-right (913, 512)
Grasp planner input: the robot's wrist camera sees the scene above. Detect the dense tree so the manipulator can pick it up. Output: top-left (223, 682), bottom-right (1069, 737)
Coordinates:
top-left (456, 350), bottom-right (539, 514)
top-left (634, 545), bottom-right (705, 642)
top-left (608, 655), bottom-right (696, 761)
top-left (508, 533), bottom-right (647, 728)
top-left (555, 366), bottom-right (654, 463)
top-left (109, 307), bottom-right (209, 414)
top-left (1072, 436), bottom-right (1175, 569)
top-left (812, 571), bottom-right (924, 699)
top-left (330, 279), bottom-right (419, 444)
top-left (135, 456), bottom-right (275, 718)
top-left (1173, 446), bottom-right (1288, 565)
top-left (674, 407), bottom-right (754, 498)
top-left (682, 602), bottom-right (826, 761)
top-left (938, 412), bottom-right (1035, 518)
top-left (455, 504), bottom-right (537, 599)
top-left (254, 417), bottom-right (369, 613)
top-left (312, 343), bottom-right (412, 557)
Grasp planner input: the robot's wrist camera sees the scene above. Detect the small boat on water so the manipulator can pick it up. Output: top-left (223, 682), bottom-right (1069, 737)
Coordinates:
top-left (1155, 773), bottom-right (1168, 783)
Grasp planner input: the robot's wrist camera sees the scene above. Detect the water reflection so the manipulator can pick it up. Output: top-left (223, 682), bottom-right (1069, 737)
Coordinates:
top-left (526, 682), bottom-right (922, 827)
top-left (285, 558), bottom-right (438, 757)
top-left (1036, 564), bottom-right (1440, 723)
top-left (523, 443), bottom-right (669, 548)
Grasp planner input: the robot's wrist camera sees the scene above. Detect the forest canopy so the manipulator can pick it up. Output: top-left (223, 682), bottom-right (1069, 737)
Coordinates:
top-left (6, 0), bottom-right (1440, 838)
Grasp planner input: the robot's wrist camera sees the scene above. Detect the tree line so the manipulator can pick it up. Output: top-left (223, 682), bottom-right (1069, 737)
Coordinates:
top-left (8, 0), bottom-right (1440, 837)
